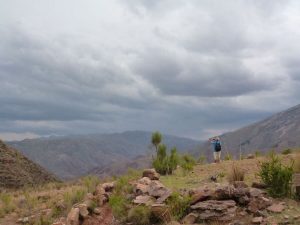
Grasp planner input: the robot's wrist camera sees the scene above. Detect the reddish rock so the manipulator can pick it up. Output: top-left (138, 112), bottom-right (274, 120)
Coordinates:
top-left (190, 188), bottom-right (213, 204)
top-left (252, 217), bottom-right (263, 224)
top-left (66, 208), bottom-right (79, 225)
top-left (138, 177), bottom-right (152, 185)
top-left (143, 169), bottom-right (160, 180)
top-left (267, 203), bottom-right (285, 213)
top-left (156, 189), bottom-right (172, 204)
top-left (191, 200), bottom-right (237, 221)
top-left (133, 195), bottom-right (154, 205)
top-left (77, 204), bottom-right (89, 219)
top-left (247, 196), bottom-right (272, 213)
top-left (101, 182), bottom-right (115, 192)
top-left (134, 183), bottom-right (149, 195)
top-left (148, 181), bottom-right (169, 198)
top-left (182, 212), bottom-right (198, 224)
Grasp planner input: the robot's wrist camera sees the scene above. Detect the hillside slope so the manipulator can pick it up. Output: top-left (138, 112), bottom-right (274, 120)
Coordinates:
top-left (200, 104), bottom-right (300, 159)
top-left (8, 131), bottom-right (201, 180)
top-left (0, 140), bottom-right (58, 189)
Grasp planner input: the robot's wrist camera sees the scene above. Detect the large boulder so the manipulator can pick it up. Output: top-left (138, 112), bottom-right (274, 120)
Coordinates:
top-left (148, 181), bottom-right (169, 198)
top-left (190, 188), bottom-right (213, 204)
top-left (133, 195), bottom-right (154, 205)
top-left (182, 212), bottom-right (198, 224)
top-left (247, 196), bottom-right (272, 213)
top-left (101, 182), bottom-right (115, 192)
top-left (66, 208), bottom-right (80, 225)
top-left (143, 169), bottom-right (160, 180)
top-left (191, 200), bottom-right (237, 221)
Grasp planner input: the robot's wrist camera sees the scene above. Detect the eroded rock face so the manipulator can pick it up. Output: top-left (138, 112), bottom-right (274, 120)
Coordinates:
top-left (191, 200), bottom-right (237, 221)
top-left (142, 169), bottom-right (160, 180)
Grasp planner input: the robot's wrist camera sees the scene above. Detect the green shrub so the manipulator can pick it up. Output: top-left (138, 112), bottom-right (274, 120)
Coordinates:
top-left (152, 131), bottom-right (162, 152)
top-left (258, 154), bottom-right (294, 197)
top-left (109, 194), bottom-right (128, 222)
top-left (254, 150), bottom-right (262, 158)
top-left (282, 148), bottom-right (293, 155)
top-left (114, 174), bottom-right (136, 195)
top-left (169, 147), bottom-right (180, 172)
top-left (82, 175), bottom-right (100, 193)
top-left (0, 192), bottom-right (15, 217)
top-left (180, 154), bottom-right (196, 174)
top-left (152, 145), bottom-right (179, 175)
top-left (63, 188), bottom-right (87, 210)
top-left (227, 163), bottom-right (245, 183)
top-left (198, 154), bottom-right (206, 165)
top-left (127, 206), bottom-right (151, 225)
top-left (166, 192), bottom-right (191, 221)
top-left (224, 153), bottom-right (233, 161)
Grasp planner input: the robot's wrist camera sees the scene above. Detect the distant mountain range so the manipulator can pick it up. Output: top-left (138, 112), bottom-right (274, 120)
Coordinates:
top-left (7, 131), bottom-right (201, 180)
top-left (0, 140), bottom-right (58, 189)
top-left (200, 104), bottom-right (300, 159)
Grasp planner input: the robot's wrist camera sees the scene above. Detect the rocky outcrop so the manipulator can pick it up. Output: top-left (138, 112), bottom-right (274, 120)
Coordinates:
top-left (187, 184), bottom-right (275, 224)
top-left (132, 169), bottom-right (172, 206)
top-left (191, 200), bottom-right (237, 221)
top-left (52, 182), bottom-right (115, 225)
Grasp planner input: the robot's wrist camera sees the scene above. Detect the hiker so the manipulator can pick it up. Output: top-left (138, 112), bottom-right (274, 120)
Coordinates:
top-left (209, 136), bottom-right (222, 163)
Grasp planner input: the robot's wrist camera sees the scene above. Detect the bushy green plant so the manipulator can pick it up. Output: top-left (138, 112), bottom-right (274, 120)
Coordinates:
top-left (114, 175), bottom-right (134, 195)
top-left (63, 188), bottom-right (87, 210)
top-left (109, 194), bottom-right (128, 222)
top-left (282, 148), bottom-right (293, 155)
top-left (166, 192), bottom-right (191, 220)
top-left (227, 163), bottom-right (245, 183)
top-left (198, 154), bottom-right (206, 165)
top-left (180, 154), bottom-right (196, 174)
top-left (152, 131), bottom-right (162, 152)
top-left (152, 144), bottom-right (179, 175)
top-left (127, 206), bottom-right (151, 225)
top-left (224, 152), bottom-right (233, 161)
top-left (0, 192), bottom-right (15, 217)
top-left (258, 154), bottom-right (294, 197)
top-left (82, 175), bottom-right (100, 193)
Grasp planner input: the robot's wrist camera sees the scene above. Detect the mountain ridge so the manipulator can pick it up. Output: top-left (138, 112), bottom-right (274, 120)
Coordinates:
top-left (0, 140), bottom-right (58, 189)
top-left (199, 104), bottom-right (300, 159)
top-left (7, 131), bottom-right (201, 180)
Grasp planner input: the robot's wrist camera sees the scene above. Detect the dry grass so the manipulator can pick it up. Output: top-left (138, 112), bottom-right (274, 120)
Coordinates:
top-left (227, 163), bottom-right (245, 183)
top-left (293, 154), bottom-right (300, 173)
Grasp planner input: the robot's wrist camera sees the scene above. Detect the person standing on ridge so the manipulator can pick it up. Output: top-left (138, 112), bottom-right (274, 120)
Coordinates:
top-left (209, 136), bottom-right (222, 163)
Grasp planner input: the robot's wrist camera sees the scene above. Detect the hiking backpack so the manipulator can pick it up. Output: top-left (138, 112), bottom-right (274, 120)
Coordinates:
top-left (215, 141), bottom-right (221, 152)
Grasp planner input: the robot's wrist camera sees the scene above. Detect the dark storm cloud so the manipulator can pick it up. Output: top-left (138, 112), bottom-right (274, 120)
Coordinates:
top-left (134, 48), bottom-right (276, 97)
top-left (0, 0), bottom-right (299, 140)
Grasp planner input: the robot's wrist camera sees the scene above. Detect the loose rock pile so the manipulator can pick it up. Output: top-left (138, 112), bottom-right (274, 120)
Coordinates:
top-left (52, 181), bottom-right (115, 225)
top-left (51, 169), bottom-right (294, 225)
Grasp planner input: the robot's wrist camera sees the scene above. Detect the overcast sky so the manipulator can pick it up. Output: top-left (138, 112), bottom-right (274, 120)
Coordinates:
top-left (0, 0), bottom-right (300, 141)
